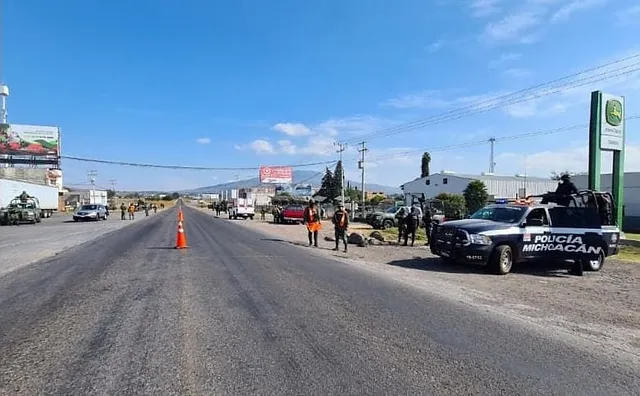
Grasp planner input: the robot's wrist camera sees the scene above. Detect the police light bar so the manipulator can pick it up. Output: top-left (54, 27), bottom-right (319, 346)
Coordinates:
top-left (495, 198), bottom-right (508, 204)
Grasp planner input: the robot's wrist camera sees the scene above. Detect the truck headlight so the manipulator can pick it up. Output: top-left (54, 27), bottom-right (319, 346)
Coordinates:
top-left (469, 234), bottom-right (492, 245)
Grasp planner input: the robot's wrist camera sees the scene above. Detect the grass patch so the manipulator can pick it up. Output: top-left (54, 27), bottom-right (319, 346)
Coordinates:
top-left (371, 227), bottom-right (428, 243)
top-left (623, 232), bottom-right (640, 241)
top-left (615, 245), bottom-right (640, 262)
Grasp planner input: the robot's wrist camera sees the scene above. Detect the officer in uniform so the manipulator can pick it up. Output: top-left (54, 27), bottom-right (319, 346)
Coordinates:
top-left (332, 203), bottom-right (349, 253)
top-left (403, 207), bottom-right (421, 246)
top-left (303, 200), bottom-right (322, 247)
top-left (422, 205), bottom-right (433, 245)
top-left (555, 174), bottom-right (578, 195)
top-left (395, 207), bottom-right (407, 244)
top-left (19, 191), bottom-right (30, 202)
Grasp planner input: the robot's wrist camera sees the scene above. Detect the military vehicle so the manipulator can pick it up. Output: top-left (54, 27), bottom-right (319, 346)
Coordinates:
top-left (0, 195), bottom-right (42, 225)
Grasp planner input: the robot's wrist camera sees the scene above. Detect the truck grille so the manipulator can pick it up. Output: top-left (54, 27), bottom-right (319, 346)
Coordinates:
top-left (438, 227), bottom-right (469, 245)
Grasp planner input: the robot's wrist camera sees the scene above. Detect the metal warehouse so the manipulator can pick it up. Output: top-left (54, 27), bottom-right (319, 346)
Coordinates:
top-left (400, 171), bottom-right (560, 204)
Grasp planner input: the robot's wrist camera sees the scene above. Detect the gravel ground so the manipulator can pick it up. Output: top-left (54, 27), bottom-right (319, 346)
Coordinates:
top-left (220, 214), bottom-right (640, 357)
top-left (1, 205), bottom-right (638, 395)
top-left (0, 209), bottom-right (165, 277)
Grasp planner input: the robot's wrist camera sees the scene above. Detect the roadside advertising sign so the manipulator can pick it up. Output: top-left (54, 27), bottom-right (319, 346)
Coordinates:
top-left (0, 124), bottom-right (60, 157)
top-left (259, 166), bottom-right (293, 184)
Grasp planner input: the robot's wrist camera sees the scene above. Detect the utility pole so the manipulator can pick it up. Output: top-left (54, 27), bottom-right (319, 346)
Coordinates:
top-left (87, 170), bottom-right (97, 205)
top-left (488, 137), bottom-right (496, 174)
top-left (358, 141), bottom-right (367, 218)
top-left (334, 142), bottom-right (346, 205)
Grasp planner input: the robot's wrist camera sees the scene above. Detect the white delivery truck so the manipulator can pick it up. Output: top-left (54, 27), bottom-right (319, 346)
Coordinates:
top-left (0, 178), bottom-right (59, 218)
top-left (88, 189), bottom-right (108, 206)
top-left (228, 189), bottom-right (255, 220)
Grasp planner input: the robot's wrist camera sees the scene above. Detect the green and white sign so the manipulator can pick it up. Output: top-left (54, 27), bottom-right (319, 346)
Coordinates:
top-left (600, 93), bottom-right (624, 151)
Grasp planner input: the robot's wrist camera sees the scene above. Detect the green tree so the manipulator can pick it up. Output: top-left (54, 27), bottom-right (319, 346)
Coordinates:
top-left (463, 180), bottom-right (489, 215)
top-left (107, 189), bottom-right (116, 199)
top-left (317, 167), bottom-right (334, 198)
top-left (421, 152), bottom-right (431, 178)
top-left (435, 192), bottom-right (466, 219)
top-left (345, 187), bottom-right (362, 202)
top-left (332, 160), bottom-right (344, 199)
top-left (369, 195), bottom-right (385, 206)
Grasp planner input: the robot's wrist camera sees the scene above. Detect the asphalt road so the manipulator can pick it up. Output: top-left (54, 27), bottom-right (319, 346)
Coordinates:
top-left (0, 210), bottom-right (157, 277)
top-left (0, 206), bottom-right (638, 396)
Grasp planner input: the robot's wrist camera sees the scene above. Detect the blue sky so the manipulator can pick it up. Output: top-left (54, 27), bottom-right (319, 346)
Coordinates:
top-left (3, 0), bottom-right (640, 191)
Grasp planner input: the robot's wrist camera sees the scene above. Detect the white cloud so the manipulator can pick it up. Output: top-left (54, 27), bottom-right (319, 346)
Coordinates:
top-left (488, 52), bottom-right (522, 68)
top-left (480, 10), bottom-right (542, 43)
top-left (382, 89), bottom-right (507, 112)
top-left (470, 0), bottom-right (503, 17)
top-left (478, 0), bottom-right (605, 45)
top-left (195, 137), bottom-right (211, 144)
top-left (503, 68), bottom-right (532, 78)
top-left (551, 0), bottom-right (607, 23)
top-left (277, 139), bottom-right (297, 154)
top-left (497, 144), bottom-right (640, 176)
top-left (427, 40), bottom-right (445, 53)
top-left (272, 122), bottom-right (311, 136)
top-left (616, 5), bottom-right (640, 26)
top-left (235, 139), bottom-right (276, 154)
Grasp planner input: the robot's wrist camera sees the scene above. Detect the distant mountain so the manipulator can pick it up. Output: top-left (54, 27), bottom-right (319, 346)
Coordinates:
top-left (186, 170), bottom-right (401, 195)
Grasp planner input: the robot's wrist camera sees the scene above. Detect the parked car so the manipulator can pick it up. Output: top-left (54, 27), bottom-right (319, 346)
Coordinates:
top-left (73, 204), bottom-right (109, 222)
top-left (282, 204), bottom-right (305, 224)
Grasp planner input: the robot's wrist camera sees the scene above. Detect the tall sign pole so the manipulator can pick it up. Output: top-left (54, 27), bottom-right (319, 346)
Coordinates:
top-left (588, 91), bottom-right (625, 227)
top-left (358, 142), bottom-right (367, 218)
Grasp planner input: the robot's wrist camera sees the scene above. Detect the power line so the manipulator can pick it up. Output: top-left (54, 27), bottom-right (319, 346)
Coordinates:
top-left (60, 155), bottom-right (337, 170)
top-left (366, 114), bottom-right (640, 164)
top-left (342, 53), bottom-right (640, 144)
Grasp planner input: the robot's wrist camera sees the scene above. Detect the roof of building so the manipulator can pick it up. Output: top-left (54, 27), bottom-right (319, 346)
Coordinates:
top-left (401, 172), bottom-right (555, 187)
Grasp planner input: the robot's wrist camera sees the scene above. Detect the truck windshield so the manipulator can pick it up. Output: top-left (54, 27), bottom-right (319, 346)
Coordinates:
top-left (81, 205), bottom-right (98, 210)
top-left (385, 207), bottom-right (398, 213)
top-left (470, 206), bottom-right (527, 224)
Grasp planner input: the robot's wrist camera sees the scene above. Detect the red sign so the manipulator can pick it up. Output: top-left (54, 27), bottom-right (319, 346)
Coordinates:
top-left (259, 166), bottom-right (293, 184)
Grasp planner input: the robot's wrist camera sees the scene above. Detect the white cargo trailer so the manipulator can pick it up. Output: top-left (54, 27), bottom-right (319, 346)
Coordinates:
top-left (0, 178), bottom-right (59, 218)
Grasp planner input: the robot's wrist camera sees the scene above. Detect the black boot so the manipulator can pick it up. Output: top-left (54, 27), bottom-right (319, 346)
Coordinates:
top-left (569, 260), bottom-right (584, 276)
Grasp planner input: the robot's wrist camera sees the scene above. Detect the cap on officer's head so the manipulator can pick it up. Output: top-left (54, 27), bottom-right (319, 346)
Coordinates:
top-left (560, 173), bottom-right (570, 181)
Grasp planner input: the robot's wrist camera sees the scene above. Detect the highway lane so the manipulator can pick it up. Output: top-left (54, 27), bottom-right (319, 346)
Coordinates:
top-left (0, 210), bottom-right (159, 277)
top-left (0, 205), bottom-right (638, 395)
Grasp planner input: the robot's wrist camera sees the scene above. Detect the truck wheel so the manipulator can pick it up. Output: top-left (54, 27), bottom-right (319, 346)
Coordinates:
top-left (382, 219), bottom-right (393, 230)
top-left (489, 245), bottom-right (513, 275)
top-left (582, 250), bottom-right (605, 272)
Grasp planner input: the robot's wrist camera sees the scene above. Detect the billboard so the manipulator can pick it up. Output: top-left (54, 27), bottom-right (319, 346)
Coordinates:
top-left (259, 166), bottom-right (293, 184)
top-left (0, 124), bottom-right (60, 157)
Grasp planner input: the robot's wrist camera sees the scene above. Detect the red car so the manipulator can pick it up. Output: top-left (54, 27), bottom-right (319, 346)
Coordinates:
top-left (282, 204), bottom-right (305, 224)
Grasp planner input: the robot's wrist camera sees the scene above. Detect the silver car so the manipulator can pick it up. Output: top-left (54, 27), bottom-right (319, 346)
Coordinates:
top-left (73, 204), bottom-right (108, 222)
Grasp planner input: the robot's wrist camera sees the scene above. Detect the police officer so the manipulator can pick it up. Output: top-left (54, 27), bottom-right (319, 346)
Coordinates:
top-left (120, 203), bottom-right (127, 220)
top-left (555, 174), bottom-right (578, 195)
top-left (403, 207), bottom-right (420, 246)
top-left (422, 205), bottom-right (433, 245)
top-left (303, 200), bottom-right (321, 247)
top-left (332, 203), bottom-right (349, 252)
top-left (396, 207), bottom-right (407, 244)
top-left (19, 190), bottom-right (30, 202)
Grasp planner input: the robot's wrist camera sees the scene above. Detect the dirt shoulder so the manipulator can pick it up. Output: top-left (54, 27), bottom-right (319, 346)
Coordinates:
top-left (218, 213), bottom-right (640, 358)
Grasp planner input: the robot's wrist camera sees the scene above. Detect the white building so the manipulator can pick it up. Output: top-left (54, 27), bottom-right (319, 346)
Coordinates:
top-left (401, 171), bottom-right (560, 205)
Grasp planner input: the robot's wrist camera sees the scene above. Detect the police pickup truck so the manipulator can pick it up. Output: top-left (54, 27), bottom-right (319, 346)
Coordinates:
top-left (430, 190), bottom-right (620, 275)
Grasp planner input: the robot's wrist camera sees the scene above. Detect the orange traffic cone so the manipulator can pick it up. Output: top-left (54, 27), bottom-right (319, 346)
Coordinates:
top-left (178, 210), bottom-right (184, 222)
top-left (175, 221), bottom-right (188, 249)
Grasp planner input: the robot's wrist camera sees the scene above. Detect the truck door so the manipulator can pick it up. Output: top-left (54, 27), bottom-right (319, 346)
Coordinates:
top-left (519, 208), bottom-right (551, 260)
